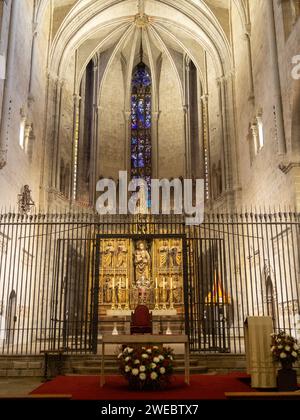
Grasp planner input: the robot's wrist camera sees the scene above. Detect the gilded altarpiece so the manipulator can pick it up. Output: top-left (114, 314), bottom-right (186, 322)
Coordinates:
top-left (98, 238), bottom-right (184, 314)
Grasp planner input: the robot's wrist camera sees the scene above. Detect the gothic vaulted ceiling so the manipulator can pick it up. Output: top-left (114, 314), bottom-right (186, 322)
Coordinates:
top-left (35, 0), bottom-right (243, 89)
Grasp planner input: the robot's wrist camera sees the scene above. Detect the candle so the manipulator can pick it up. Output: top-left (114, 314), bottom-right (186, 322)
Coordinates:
top-left (119, 278), bottom-right (122, 289)
top-left (155, 277), bottom-right (158, 289)
top-left (170, 277), bottom-right (173, 290)
top-left (126, 277), bottom-right (128, 290)
top-left (112, 277), bottom-right (115, 289)
top-left (163, 278), bottom-right (165, 290)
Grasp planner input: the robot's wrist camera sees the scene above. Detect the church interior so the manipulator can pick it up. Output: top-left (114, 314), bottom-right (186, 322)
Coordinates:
top-left (0, 0), bottom-right (299, 401)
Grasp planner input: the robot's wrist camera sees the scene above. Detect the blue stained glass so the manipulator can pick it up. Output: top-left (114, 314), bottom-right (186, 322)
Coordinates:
top-left (131, 62), bottom-right (152, 207)
top-left (132, 65), bottom-right (151, 87)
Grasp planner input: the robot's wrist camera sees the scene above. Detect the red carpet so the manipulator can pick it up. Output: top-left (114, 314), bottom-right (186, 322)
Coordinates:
top-left (31, 374), bottom-right (253, 400)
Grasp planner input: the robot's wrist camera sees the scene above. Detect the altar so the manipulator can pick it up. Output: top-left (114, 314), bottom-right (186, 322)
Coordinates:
top-left (97, 237), bottom-right (184, 317)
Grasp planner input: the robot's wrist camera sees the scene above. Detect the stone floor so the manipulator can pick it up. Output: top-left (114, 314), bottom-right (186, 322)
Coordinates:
top-left (0, 378), bottom-right (43, 396)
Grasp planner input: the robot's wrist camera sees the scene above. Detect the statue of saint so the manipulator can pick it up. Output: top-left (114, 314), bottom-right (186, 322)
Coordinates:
top-left (159, 240), bottom-right (169, 267)
top-left (102, 242), bottom-right (115, 268)
top-left (170, 241), bottom-right (182, 267)
top-left (136, 275), bottom-right (151, 304)
top-left (134, 240), bottom-right (151, 283)
top-left (116, 241), bottom-right (127, 268)
top-left (103, 277), bottom-right (112, 303)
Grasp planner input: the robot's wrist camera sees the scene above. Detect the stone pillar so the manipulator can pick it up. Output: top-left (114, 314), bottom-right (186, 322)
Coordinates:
top-left (217, 76), bottom-right (230, 193)
top-left (200, 94), bottom-right (211, 201)
top-left (27, 22), bottom-right (38, 106)
top-left (183, 57), bottom-right (192, 179)
top-left (266, 0), bottom-right (286, 155)
top-left (244, 24), bottom-right (255, 102)
top-left (71, 94), bottom-right (81, 202)
top-left (0, 0), bottom-right (15, 169)
top-left (124, 110), bottom-right (131, 174)
top-left (89, 60), bottom-right (99, 206)
top-left (51, 78), bottom-right (64, 189)
top-left (152, 111), bottom-right (160, 179)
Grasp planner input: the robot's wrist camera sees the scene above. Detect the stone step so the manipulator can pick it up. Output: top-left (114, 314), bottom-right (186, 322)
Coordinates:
top-left (71, 365), bottom-right (208, 375)
top-left (67, 359), bottom-right (201, 368)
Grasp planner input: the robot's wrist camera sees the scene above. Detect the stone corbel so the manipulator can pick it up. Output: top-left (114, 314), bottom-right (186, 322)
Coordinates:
top-left (278, 161), bottom-right (300, 174)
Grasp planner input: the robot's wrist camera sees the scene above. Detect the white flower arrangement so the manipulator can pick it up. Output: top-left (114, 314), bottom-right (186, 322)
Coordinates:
top-left (271, 331), bottom-right (300, 367)
top-left (118, 345), bottom-right (175, 390)
top-left (151, 372), bottom-right (158, 380)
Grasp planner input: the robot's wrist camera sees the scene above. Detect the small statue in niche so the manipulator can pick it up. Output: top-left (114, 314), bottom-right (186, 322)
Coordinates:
top-left (134, 240), bottom-right (151, 283)
top-left (102, 242), bottom-right (115, 268)
top-left (159, 240), bottom-right (169, 267)
top-left (18, 185), bottom-right (35, 214)
top-left (170, 240), bottom-right (182, 267)
top-left (103, 277), bottom-right (112, 303)
top-left (116, 241), bottom-right (128, 268)
top-left (136, 275), bottom-right (151, 305)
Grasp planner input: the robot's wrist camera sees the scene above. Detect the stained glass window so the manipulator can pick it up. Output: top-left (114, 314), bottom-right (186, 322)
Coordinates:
top-left (131, 63), bottom-right (152, 206)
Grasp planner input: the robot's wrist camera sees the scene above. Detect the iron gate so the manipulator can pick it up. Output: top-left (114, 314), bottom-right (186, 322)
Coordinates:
top-left (0, 212), bottom-right (299, 355)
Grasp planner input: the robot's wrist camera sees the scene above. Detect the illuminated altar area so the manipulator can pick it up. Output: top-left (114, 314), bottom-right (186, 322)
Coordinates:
top-left (98, 238), bottom-right (184, 317)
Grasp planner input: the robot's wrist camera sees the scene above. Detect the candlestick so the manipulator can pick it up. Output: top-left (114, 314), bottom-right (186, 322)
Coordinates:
top-left (118, 277), bottom-right (122, 310)
top-left (124, 277), bottom-right (129, 310)
top-left (154, 277), bottom-right (159, 310)
top-left (170, 277), bottom-right (174, 310)
top-left (162, 277), bottom-right (167, 310)
top-left (111, 277), bottom-right (116, 310)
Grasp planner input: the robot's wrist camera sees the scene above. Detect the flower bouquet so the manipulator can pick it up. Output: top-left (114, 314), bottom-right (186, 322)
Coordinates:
top-left (271, 331), bottom-right (299, 369)
top-left (117, 345), bottom-right (175, 390)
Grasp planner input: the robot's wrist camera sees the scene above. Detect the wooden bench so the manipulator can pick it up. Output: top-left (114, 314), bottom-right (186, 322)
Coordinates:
top-left (225, 391), bottom-right (300, 400)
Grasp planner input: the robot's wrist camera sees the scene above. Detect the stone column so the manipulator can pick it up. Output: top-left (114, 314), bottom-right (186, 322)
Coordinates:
top-left (218, 72), bottom-right (240, 210)
top-left (200, 94), bottom-right (211, 201)
top-left (89, 60), bottom-right (99, 206)
top-left (244, 24), bottom-right (255, 102)
top-left (71, 94), bottom-right (81, 203)
top-left (51, 78), bottom-right (64, 189)
top-left (266, 0), bottom-right (286, 155)
top-left (183, 57), bottom-right (192, 179)
top-left (152, 111), bottom-right (160, 179)
top-left (217, 76), bottom-right (230, 193)
top-left (124, 110), bottom-right (131, 174)
top-left (27, 22), bottom-right (38, 106)
top-left (0, 0), bottom-right (15, 169)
